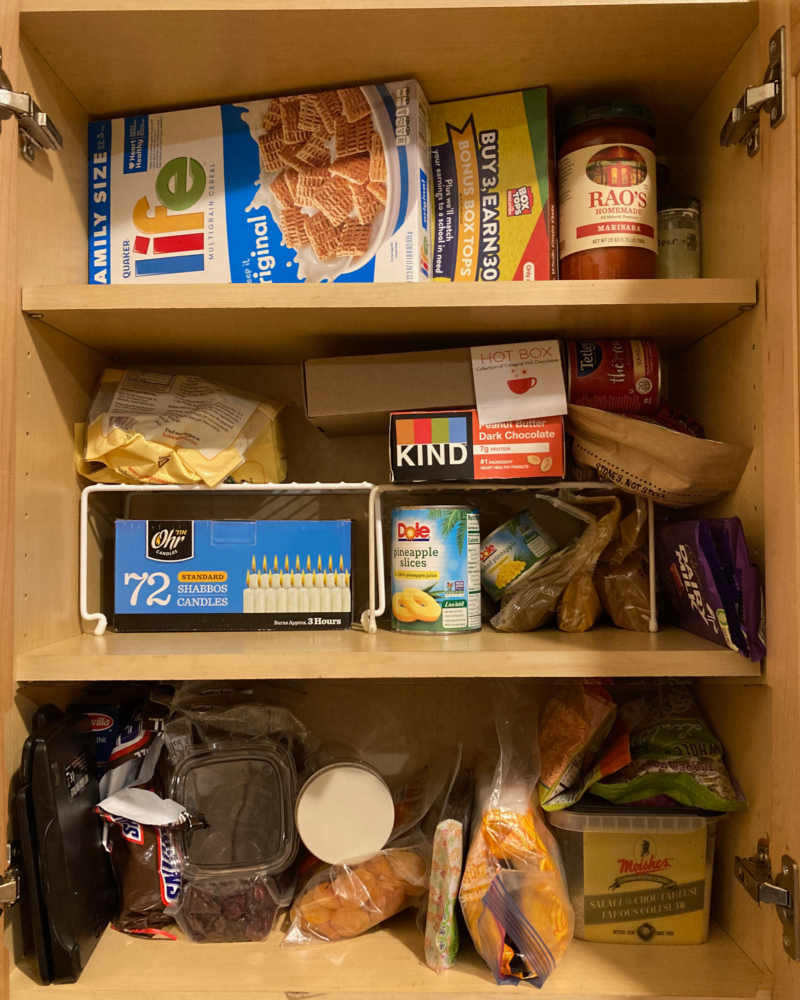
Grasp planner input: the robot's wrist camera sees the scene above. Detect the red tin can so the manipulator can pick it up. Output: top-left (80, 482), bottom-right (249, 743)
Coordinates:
top-left (567, 339), bottom-right (661, 415)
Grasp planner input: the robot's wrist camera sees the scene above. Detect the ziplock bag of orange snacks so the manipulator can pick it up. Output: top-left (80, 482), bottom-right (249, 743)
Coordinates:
top-left (459, 702), bottom-right (573, 985)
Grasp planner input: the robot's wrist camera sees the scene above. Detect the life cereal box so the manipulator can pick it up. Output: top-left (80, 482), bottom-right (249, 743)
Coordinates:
top-left (89, 81), bottom-right (431, 284)
top-left (429, 88), bottom-right (557, 281)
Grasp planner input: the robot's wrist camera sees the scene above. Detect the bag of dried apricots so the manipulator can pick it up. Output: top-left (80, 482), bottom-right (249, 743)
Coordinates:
top-left (460, 702), bottom-right (573, 985)
top-left (283, 840), bottom-right (430, 945)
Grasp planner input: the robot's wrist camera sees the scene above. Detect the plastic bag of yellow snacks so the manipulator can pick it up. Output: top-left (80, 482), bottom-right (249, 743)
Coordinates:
top-left (460, 702), bottom-right (573, 985)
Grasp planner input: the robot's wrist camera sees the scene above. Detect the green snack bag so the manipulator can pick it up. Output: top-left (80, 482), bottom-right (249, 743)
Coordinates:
top-left (590, 685), bottom-right (746, 812)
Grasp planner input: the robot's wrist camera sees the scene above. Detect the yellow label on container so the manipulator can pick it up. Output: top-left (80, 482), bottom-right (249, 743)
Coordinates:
top-left (430, 89), bottom-right (553, 282)
top-left (583, 828), bottom-right (707, 944)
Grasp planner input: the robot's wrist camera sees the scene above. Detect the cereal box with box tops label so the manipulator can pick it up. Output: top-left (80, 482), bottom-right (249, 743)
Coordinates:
top-left (89, 81), bottom-right (431, 284)
top-left (430, 88), bottom-right (557, 281)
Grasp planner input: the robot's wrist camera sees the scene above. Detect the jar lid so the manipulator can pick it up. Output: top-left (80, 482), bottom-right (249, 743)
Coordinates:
top-left (561, 101), bottom-right (655, 133)
top-left (170, 739), bottom-right (298, 878)
top-left (658, 195), bottom-right (700, 214)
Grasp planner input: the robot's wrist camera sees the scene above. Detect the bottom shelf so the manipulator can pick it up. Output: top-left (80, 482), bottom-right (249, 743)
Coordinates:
top-left (9, 915), bottom-right (768, 998)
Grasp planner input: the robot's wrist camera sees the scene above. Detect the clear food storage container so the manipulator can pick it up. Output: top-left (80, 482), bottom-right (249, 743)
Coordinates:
top-left (169, 739), bottom-right (299, 941)
top-left (548, 797), bottom-right (722, 945)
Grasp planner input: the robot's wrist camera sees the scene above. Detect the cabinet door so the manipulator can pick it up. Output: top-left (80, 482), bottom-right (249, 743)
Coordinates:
top-left (0, 0), bottom-right (19, 989)
top-left (763, 2), bottom-right (800, 998)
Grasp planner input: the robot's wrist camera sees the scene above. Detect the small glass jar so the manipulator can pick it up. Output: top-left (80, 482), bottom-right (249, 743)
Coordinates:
top-left (558, 101), bottom-right (657, 280)
top-left (657, 198), bottom-right (701, 278)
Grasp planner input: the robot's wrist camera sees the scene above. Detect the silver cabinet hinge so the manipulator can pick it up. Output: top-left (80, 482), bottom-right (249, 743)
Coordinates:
top-left (735, 838), bottom-right (799, 961)
top-left (720, 27), bottom-right (786, 157)
top-left (0, 46), bottom-right (62, 162)
top-left (0, 844), bottom-right (21, 910)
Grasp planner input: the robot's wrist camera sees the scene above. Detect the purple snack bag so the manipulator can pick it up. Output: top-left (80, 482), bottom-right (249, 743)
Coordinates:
top-left (707, 517), bottom-right (766, 661)
top-left (655, 520), bottom-right (748, 656)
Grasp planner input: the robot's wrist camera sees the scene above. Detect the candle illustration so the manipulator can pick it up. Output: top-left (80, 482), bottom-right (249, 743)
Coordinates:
top-left (310, 569), bottom-right (322, 612)
top-left (268, 562), bottom-right (280, 613)
top-left (276, 571), bottom-right (288, 612)
top-left (288, 571), bottom-right (300, 612)
top-left (337, 555), bottom-right (349, 612)
top-left (298, 571), bottom-right (310, 612)
top-left (344, 569), bottom-right (352, 612)
top-left (259, 556), bottom-right (270, 611)
top-left (321, 569), bottom-right (334, 612)
top-left (243, 570), bottom-right (258, 613)
top-left (331, 571), bottom-right (343, 612)
top-left (313, 556), bottom-right (325, 611)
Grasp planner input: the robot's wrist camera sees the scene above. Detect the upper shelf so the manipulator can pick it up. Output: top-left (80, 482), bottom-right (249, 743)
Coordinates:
top-left (20, 1), bottom-right (758, 149)
top-left (22, 280), bottom-right (756, 364)
top-left (15, 624), bottom-right (761, 682)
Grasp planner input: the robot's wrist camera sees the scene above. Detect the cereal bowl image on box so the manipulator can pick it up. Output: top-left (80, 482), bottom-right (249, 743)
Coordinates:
top-left (89, 81), bottom-right (430, 284)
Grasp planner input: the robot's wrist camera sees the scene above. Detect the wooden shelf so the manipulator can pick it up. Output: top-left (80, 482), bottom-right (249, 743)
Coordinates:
top-left (15, 625), bottom-right (761, 682)
top-left (22, 280), bottom-right (756, 364)
top-left (9, 914), bottom-right (767, 999)
top-left (19, 2), bottom-right (757, 150)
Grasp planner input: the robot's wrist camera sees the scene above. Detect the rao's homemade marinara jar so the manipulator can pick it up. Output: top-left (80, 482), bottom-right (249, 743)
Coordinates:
top-left (558, 103), bottom-right (657, 279)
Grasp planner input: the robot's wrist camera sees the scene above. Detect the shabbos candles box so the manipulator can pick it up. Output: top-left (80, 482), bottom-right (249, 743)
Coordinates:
top-left (89, 81), bottom-right (431, 285)
top-left (114, 520), bottom-right (353, 632)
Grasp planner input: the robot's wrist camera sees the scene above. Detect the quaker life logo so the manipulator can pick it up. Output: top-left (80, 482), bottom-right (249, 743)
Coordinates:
top-left (147, 521), bottom-right (194, 561)
top-left (391, 412), bottom-right (475, 482)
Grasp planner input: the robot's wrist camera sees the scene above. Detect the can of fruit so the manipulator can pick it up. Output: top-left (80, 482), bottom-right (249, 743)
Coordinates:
top-left (391, 506), bottom-right (481, 634)
top-left (567, 339), bottom-right (661, 415)
top-left (480, 511), bottom-right (559, 602)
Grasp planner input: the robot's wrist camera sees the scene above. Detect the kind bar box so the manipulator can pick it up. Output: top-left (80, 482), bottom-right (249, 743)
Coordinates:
top-left (390, 409), bottom-right (564, 483)
top-left (115, 520), bottom-right (352, 632)
top-left (89, 81), bottom-right (431, 285)
top-left (430, 88), bottom-right (557, 281)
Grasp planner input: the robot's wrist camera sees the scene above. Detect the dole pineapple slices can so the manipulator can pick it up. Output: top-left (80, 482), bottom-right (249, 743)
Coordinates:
top-left (480, 510), bottom-right (559, 601)
top-left (391, 506), bottom-right (481, 634)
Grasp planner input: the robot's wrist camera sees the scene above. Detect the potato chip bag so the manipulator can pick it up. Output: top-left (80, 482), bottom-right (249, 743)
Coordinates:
top-left (79, 369), bottom-right (285, 488)
top-left (459, 704), bottom-right (573, 985)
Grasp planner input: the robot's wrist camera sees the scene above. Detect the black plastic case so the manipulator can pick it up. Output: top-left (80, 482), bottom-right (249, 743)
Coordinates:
top-left (17, 707), bottom-right (117, 984)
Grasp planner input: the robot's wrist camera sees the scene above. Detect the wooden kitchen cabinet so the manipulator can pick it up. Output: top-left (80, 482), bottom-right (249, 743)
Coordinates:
top-left (1, 1), bottom-right (798, 998)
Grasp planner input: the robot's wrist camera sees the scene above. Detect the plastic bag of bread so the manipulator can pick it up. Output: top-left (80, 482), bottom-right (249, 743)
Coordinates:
top-left (77, 369), bottom-right (286, 488)
top-left (566, 404), bottom-right (750, 508)
top-left (492, 493), bottom-right (620, 633)
top-left (283, 841), bottom-right (429, 945)
top-left (460, 702), bottom-right (573, 986)
top-left (594, 550), bottom-right (651, 631)
top-left (601, 496), bottom-right (647, 565)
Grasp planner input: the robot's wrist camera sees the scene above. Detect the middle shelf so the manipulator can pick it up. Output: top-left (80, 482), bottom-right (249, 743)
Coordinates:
top-left (15, 624), bottom-right (761, 682)
top-left (21, 279), bottom-right (756, 364)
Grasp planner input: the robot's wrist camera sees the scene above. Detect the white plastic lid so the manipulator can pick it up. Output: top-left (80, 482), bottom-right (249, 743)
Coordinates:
top-left (295, 763), bottom-right (395, 864)
top-left (547, 805), bottom-right (722, 835)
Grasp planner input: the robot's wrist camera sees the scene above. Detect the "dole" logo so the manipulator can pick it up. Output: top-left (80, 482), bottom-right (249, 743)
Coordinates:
top-left (397, 521), bottom-right (430, 541)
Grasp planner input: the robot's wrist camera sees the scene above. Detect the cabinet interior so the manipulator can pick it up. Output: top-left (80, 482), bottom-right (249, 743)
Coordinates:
top-left (7, 7), bottom-right (778, 997)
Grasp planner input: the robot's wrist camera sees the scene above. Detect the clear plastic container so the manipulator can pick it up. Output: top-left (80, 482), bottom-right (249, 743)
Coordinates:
top-left (548, 798), bottom-right (722, 945)
top-left (169, 739), bottom-right (299, 941)
top-left (657, 197), bottom-right (701, 278)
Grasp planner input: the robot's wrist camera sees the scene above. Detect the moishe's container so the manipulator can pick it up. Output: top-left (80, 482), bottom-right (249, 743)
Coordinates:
top-left (558, 102), bottom-right (657, 279)
top-left (391, 506), bottom-right (480, 634)
top-left (480, 511), bottom-right (559, 601)
top-left (657, 197), bottom-right (701, 278)
top-left (548, 798), bottom-right (722, 945)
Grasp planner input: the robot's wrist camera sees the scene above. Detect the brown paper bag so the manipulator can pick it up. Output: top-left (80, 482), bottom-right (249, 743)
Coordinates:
top-left (566, 405), bottom-right (750, 509)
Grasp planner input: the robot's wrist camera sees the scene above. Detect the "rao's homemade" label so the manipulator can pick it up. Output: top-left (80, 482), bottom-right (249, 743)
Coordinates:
top-left (557, 142), bottom-right (656, 259)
